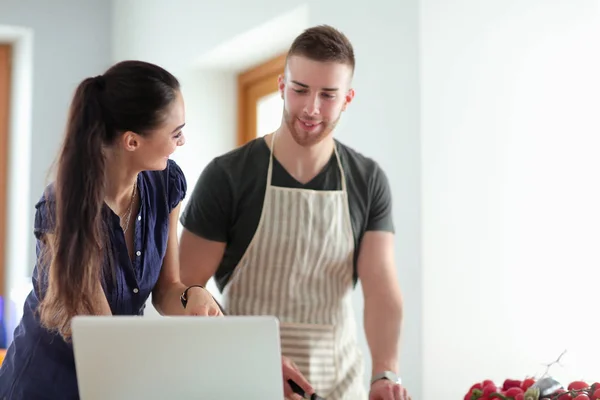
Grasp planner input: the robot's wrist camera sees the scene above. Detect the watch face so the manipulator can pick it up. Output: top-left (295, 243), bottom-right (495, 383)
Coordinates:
top-left (385, 372), bottom-right (399, 382)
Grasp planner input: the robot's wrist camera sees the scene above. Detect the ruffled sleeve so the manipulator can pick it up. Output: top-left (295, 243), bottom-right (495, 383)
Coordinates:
top-left (33, 184), bottom-right (57, 240)
top-left (166, 159), bottom-right (187, 212)
top-left (31, 185), bottom-right (56, 297)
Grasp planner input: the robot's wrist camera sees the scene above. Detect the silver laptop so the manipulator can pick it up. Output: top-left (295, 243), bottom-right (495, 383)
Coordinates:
top-left (71, 315), bottom-right (284, 400)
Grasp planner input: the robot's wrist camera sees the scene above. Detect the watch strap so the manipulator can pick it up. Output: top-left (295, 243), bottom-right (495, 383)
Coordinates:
top-left (371, 371), bottom-right (401, 385)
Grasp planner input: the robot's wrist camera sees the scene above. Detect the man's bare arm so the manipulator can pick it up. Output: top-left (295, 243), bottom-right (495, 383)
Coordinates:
top-left (357, 231), bottom-right (403, 376)
top-left (179, 228), bottom-right (226, 287)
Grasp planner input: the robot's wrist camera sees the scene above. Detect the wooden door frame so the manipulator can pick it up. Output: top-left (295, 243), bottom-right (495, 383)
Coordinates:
top-left (237, 53), bottom-right (286, 147)
top-left (0, 44), bottom-right (11, 299)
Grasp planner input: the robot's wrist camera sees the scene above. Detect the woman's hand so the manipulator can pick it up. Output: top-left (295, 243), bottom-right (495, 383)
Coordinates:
top-left (183, 286), bottom-right (223, 316)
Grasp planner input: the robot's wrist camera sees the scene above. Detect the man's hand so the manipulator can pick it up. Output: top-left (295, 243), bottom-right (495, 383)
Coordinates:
top-left (282, 356), bottom-right (314, 399)
top-left (183, 287), bottom-right (223, 316)
top-left (369, 379), bottom-right (411, 400)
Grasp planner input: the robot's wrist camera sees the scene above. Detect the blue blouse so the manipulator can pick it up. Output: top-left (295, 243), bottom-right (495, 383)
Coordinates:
top-left (0, 159), bottom-right (187, 400)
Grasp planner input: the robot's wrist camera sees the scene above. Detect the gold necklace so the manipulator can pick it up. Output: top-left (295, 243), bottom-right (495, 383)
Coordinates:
top-left (120, 181), bottom-right (137, 234)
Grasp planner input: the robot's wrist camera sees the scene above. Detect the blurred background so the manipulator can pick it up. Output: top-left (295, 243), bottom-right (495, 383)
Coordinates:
top-left (1, 0), bottom-right (599, 397)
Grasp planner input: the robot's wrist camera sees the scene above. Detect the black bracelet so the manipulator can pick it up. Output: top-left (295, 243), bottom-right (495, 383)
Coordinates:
top-left (180, 285), bottom-right (228, 315)
top-left (180, 285), bottom-right (204, 309)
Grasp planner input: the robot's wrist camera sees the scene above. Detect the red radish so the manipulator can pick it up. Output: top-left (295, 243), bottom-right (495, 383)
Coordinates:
top-left (569, 381), bottom-right (590, 391)
top-left (483, 385), bottom-right (498, 396)
top-left (558, 392), bottom-right (573, 400)
top-left (505, 387), bottom-right (524, 396)
top-left (573, 394), bottom-right (590, 400)
top-left (503, 379), bottom-right (522, 390)
top-left (521, 378), bottom-right (535, 390)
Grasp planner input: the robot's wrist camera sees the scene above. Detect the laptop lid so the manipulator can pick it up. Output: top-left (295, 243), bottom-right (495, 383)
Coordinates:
top-left (71, 315), bottom-right (284, 400)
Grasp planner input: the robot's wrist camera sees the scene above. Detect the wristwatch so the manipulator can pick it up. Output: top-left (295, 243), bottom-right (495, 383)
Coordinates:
top-left (371, 371), bottom-right (402, 385)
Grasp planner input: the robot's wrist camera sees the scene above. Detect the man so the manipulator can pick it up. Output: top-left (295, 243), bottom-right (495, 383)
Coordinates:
top-left (179, 25), bottom-right (409, 400)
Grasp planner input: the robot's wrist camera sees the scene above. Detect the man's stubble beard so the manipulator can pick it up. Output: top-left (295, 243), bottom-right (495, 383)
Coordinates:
top-left (282, 108), bottom-right (341, 148)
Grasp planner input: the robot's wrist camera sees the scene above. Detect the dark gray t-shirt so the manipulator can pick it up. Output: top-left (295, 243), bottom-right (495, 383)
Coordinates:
top-left (180, 137), bottom-right (394, 292)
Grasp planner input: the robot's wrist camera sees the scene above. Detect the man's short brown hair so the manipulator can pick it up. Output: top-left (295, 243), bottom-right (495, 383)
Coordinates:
top-left (287, 25), bottom-right (355, 71)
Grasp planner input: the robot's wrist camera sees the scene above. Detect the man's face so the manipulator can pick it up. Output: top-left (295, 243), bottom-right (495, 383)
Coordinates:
top-left (279, 55), bottom-right (354, 148)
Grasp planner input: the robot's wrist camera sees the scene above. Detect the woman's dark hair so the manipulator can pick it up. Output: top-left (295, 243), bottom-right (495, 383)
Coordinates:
top-left (38, 60), bottom-right (180, 338)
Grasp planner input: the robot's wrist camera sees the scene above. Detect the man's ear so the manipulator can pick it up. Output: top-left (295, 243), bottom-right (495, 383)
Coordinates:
top-left (342, 88), bottom-right (355, 112)
top-left (278, 74), bottom-right (286, 100)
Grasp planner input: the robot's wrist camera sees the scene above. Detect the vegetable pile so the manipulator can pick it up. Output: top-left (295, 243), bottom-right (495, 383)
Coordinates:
top-left (464, 378), bottom-right (600, 400)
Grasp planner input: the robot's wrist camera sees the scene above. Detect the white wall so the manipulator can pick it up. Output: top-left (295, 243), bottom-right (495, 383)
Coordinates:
top-left (113, 0), bottom-right (422, 396)
top-left (421, 0), bottom-right (600, 397)
top-left (0, 0), bottom-right (113, 338)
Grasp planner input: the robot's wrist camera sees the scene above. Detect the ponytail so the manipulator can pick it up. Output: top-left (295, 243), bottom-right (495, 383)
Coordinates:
top-left (38, 76), bottom-right (109, 338)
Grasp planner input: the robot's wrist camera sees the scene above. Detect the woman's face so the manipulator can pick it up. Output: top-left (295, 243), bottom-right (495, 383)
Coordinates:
top-left (129, 90), bottom-right (186, 171)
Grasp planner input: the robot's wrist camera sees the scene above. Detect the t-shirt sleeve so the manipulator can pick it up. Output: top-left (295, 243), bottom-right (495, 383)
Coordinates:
top-left (167, 159), bottom-right (187, 212)
top-left (180, 159), bottom-right (232, 243)
top-left (366, 164), bottom-right (395, 233)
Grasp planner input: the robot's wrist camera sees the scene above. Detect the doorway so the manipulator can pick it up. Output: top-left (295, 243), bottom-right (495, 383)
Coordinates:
top-left (0, 44), bottom-right (11, 300)
top-left (237, 53), bottom-right (286, 147)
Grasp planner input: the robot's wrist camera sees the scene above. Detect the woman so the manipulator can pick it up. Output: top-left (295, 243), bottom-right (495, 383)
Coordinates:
top-left (0, 60), bottom-right (222, 399)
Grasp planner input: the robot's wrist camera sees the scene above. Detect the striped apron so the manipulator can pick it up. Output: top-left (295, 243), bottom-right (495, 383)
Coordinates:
top-left (222, 133), bottom-right (366, 399)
